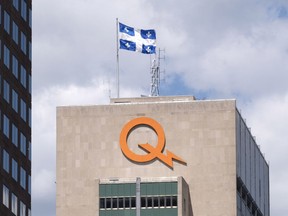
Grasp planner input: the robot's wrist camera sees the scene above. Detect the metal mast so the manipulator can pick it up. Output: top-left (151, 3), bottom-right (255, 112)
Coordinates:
top-left (150, 48), bottom-right (165, 96)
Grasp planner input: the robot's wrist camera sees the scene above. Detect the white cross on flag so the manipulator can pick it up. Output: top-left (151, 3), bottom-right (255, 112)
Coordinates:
top-left (118, 22), bottom-right (156, 54)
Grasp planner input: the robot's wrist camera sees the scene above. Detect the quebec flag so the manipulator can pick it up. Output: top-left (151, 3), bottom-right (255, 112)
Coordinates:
top-left (119, 22), bottom-right (156, 54)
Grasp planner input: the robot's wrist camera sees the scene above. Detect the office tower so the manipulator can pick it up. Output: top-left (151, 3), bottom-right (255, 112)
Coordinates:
top-left (1, 0), bottom-right (32, 215)
top-left (56, 96), bottom-right (269, 216)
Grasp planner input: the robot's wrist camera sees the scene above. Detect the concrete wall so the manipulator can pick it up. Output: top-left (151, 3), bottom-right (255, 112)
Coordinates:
top-left (56, 97), bottom-right (237, 216)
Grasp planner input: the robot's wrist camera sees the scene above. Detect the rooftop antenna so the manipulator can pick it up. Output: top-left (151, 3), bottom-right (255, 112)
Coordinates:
top-left (150, 48), bottom-right (165, 96)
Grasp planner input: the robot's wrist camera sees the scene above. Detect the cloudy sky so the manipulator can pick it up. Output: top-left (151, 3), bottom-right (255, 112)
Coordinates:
top-left (32, 0), bottom-right (288, 215)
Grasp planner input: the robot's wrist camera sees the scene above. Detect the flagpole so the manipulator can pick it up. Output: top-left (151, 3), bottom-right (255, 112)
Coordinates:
top-left (116, 18), bottom-right (120, 98)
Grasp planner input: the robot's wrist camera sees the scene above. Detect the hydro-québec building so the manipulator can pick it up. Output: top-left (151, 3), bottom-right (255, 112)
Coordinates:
top-left (56, 96), bottom-right (269, 216)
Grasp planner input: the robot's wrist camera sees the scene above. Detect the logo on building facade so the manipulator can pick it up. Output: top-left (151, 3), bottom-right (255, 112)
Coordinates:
top-left (119, 117), bottom-right (186, 168)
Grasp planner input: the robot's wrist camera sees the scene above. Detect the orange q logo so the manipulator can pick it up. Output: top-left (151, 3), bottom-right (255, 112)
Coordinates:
top-left (119, 117), bottom-right (186, 168)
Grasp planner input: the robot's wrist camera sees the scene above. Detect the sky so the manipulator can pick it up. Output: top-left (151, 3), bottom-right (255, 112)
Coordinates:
top-left (32, 0), bottom-right (288, 215)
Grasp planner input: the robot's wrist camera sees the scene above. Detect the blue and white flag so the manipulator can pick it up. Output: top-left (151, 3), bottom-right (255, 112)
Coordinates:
top-left (118, 22), bottom-right (156, 54)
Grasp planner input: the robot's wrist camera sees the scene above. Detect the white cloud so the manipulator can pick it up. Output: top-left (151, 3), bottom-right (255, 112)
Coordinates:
top-left (33, 169), bottom-right (55, 200)
top-left (244, 93), bottom-right (288, 168)
top-left (191, 20), bottom-right (288, 98)
top-left (32, 82), bottom-right (107, 215)
top-left (242, 93), bottom-right (288, 215)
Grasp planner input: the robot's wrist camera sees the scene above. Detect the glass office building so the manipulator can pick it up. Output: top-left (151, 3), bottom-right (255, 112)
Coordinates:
top-left (0, 0), bottom-right (32, 215)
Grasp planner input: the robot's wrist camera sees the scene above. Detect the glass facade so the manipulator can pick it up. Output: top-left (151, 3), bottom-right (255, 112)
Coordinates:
top-left (1, 0), bottom-right (32, 215)
top-left (236, 110), bottom-right (270, 216)
top-left (99, 182), bottom-right (178, 216)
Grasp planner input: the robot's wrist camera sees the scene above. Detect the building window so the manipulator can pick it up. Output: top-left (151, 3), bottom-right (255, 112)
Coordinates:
top-left (99, 195), bottom-right (178, 210)
top-left (12, 123), bottom-right (19, 146)
top-left (3, 150), bottom-right (10, 173)
top-left (28, 74), bottom-right (31, 94)
top-left (12, 21), bottom-right (19, 44)
top-left (13, 0), bottom-right (19, 11)
top-left (12, 158), bottom-right (18, 181)
top-left (20, 201), bottom-right (26, 216)
top-left (141, 197), bottom-right (146, 208)
top-left (4, 45), bottom-right (10, 69)
top-left (3, 114), bottom-right (10, 138)
top-left (166, 196), bottom-right (171, 207)
top-left (21, 0), bottom-right (27, 21)
top-left (3, 185), bottom-right (9, 208)
top-left (28, 107), bottom-right (31, 127)
top-left (28, 175), bottom-right (31, 194)
top-left (172, 196), bottom-right (177, 207)
top-left (21, 65), bottom-right (27, 88)
top-left (20, 132), bottom-right (27, 156)
top-left (147, 197), bottom-right (152, 207)
top-left (105, 198), bottom-right (111, 209)
top-left (11, 193), bottom-right (18, 215)
top-left (29, 8), bottom-right (32, 27)
top-left (100, 198), bottom-right (105, 209)
top-left (4, 80), bottom-right (10, 103)
top-left (28, 41), bottom-right (32, 60)
top-left (21, 32), bottom-right (27, 54)
top-left (20, 99), bottom-right (27, 121)
top-left (12, 55), bottom-right (19, 78)
top-left (99, 182), bottom-right (178, 211)
top-left (28, 209), bottom-right (31, 216)
top-left (160, 196), bottom-right (165, 206)
top-left (153, 196), bottom-right (159, 207)
top-left (4, 11), bottom-right (10, 34)
top-left (28, 142), bottom-right (31, 161)
top-left (12, 89), bottom-right (19, 112)
top-left (20, 167), bottom-right (26, 189)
